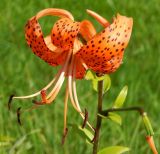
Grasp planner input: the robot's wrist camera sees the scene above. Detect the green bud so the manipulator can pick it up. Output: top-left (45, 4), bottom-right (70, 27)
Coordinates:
top-left (142, 112), bottom-right (154, 136)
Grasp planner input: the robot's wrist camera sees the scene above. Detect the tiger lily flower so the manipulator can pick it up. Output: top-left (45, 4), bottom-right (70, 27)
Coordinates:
top-left (8, 8), bottom-right (133, 141)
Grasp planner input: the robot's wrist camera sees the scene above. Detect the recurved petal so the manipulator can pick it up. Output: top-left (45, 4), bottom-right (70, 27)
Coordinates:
top-left (25, 17), bottom-right (67, 66)
top-left (51, 18), bottom-right (80, 51)
top-left (75, 59), bottom-right (86, 79)
top-left (76, 14), bottom-right (133, 74)
top-left (86, 9), bottom-right (110, 27)
top-left (24, 8), bottom-right (75, 66)
top-left (36, 8), bottom-right (74, 20)
top-left (80, 20), bottom-right (96, 41)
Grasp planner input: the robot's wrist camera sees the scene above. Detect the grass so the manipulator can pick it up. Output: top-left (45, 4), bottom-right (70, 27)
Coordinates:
top-left (0, 0), bottom-right (160, 153)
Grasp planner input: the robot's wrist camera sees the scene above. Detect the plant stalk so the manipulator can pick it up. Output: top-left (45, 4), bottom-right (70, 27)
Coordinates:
top-left (100, 106), bottom-right (144, 116)
top-left (92, 80), bottom-right (103, 154)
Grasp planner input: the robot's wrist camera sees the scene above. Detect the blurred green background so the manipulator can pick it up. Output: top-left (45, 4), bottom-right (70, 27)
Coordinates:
top-left (0, 0), bottom-right (160, 153)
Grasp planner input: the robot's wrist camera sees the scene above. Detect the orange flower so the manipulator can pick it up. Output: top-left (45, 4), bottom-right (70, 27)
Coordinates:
top-left (8, 8), bottom-right (133, 140)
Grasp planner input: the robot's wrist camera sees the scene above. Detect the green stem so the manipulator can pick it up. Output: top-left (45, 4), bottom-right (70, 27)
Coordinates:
top-left (92, 80), bottom-right (103, 154)
top-left (100, 106), bottom-right (145, 116)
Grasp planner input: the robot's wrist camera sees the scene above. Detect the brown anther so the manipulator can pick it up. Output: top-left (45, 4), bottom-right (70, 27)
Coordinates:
top-left (17, 107), bottom-right (22, 125)
top-left (61, 128), bottom-right (68, 145)
top-left (82, 108), bottom-right (88, 128)
top-left (8, 94), bottom-right (15, 110)
top-left (91, 128), bottom-right (97, 143)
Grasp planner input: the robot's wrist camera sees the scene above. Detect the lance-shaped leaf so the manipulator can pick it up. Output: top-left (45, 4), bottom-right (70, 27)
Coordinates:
top-left (69, 124), bottom-right (94, 144)
top-left (113, 86), bottom-right (128, 108)
top-left (98, 112), bottom-right (122, 125)
top-left (92, 74), bottom-right (111, 93)
top-left (85, 69), bottom-right (95, 80)
top-left (108, 112), bottom-right (122, 125)
top-left (98, 146), bottom-right (130, 154)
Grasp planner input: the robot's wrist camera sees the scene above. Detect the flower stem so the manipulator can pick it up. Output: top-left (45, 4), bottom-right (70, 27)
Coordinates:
top-left (100, 106), bottom-right (145, 116)
top-left (92, 80), bottom-right (103, 154)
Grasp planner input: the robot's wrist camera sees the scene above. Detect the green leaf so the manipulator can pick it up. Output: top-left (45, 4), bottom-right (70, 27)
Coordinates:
top-left (113, 86), bottom-right (128, 108)
top-left (69, 124), bottom-right (94, 144)
top-left (98, 146), bottom-right (130, 154)
top-left (98, 112), bottom-right (122, 125)
top-left (103, 75), bottom-right (111, 93)
top-left (85, 70), bottom-right (95, 80)
top-left (92, 75), bottom-right (111, 93)
top-left (108, 112), bottom-right (122, 125)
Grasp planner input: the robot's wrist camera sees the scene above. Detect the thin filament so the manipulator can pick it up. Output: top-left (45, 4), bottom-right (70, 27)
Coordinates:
top-left (68, 55), bottom-right (82, 113)
top-left (13, 64), bottom-right (63, 100)
top-left (46, 50), bottom-right (72, 99)
top-left (13, 51), bottom-right (71, 100)
top-left (45, 76), bottom-right (65, 104)
top-left (63, 82), bottom-right (69, 134)
top-left (13, 77), bottom-right (55, 99)
top-left (72, 59), bottom-right (94, 131)
top-left (81, 59), bottom-right (88, 70)
top-left (46, 72), bottom-right (65, 99)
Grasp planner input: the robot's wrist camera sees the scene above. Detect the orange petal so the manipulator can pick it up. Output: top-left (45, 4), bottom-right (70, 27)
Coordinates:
top-left (51, 18), bottom-right (80, 50)
top-left (86, 9), bottom-right (110, 27)
top-left (25, 8), bottom-right (75, 66)
top-left (75, 59), bottom-right (86, 79)
top-left (80, 20), bottom-right (96, 41)
top-left (25, 17), bottom-right (66, 66)
top-left (76, 14), bottom-right (133, 74)
top-left (36, 8), bottom-right (74, 20)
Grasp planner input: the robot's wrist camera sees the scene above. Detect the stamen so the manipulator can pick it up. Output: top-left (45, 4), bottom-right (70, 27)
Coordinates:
top-left (46, 72), bottom-right (65, 99)
top-left (32, 50), bottom-right (71, 105)
top-left (32, 100), bottom-right (44, 105)
top-left (12, 50), bottom-right (71, 102)
top-left (91, 129), bottom-right (97, 143)
top-left (17, 107), bottom-right (22, 125)
top-left (32, 90), bottom-right (47, 105)
top-left (68, 56), bottom-right (82, 113)
top-left (63, 82), bottom-right (69, 137)
top-left (8, 94), bottom-right (15, 110)
top-left (61, 128), bottom-right (68, 145)
top-left (82, 109), bottom-right (88, 128)
top-left (41, 90), bottom-right (47, 102)
top-left (13, 77), bottom-right (55, 99)
top-left (81, 59), bottom-right (88, 70)
top-left (32, 71), bottom-right (65, 105)
top-left (90, 127), bottom-right (97, 143)
top-left (46, 50), bottom-right (72, 100)
top-left (72, 59), bottom-right (94, 131)
top-left (16, 105), bottom-right (42, 125)
top-left (46, 76), bottom-right (65, 104)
